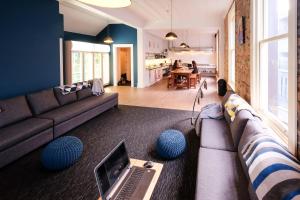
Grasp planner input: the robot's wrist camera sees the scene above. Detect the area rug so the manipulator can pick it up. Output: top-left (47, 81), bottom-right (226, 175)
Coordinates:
top-left (0, 105), bottom-right (199, 200)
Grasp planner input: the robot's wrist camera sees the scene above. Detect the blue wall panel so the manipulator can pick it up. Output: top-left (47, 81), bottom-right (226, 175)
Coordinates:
top-left (64, 31), bottom-right (98, 43)
top-left (97, 24), bottom-right (138, 86)
top-left (0, 0), bottom-right (63, 99)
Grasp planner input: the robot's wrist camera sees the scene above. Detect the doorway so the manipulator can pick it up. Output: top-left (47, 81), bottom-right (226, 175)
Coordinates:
top-left (117, 47), bottom-right (131, 86)
top-left (113, 44), bottom-right (134, 87)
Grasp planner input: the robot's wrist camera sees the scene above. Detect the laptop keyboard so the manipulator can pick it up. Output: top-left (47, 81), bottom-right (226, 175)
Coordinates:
top-left (115, 168), bottom-right (146, 200)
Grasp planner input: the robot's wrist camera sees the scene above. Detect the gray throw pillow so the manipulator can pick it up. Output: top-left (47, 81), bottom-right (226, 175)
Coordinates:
top-left (77, 88), bottom-right (93, 100)
top-left (27, 89), bottom-right (60, 115)
top-left (0, 96), bottom-right (32, 128)
top-left (53, 87), bottom-right (77, 106)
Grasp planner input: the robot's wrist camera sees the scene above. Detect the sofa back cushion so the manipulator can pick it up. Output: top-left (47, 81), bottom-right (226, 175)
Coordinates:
top-left (77, 88), bottom-right (93, 100)
top-left (27, 89), bottom-right (60, 115)
top-left (240, 131), bottom-right (300, 200)
top-left (238, 118), bottom-right (267, 177)
top-left (53, 87), bottom-right (77, 106)
top-left (230, 110), bottom-right (254, 149)
top-left (0, 96), bottom-right (32, 128)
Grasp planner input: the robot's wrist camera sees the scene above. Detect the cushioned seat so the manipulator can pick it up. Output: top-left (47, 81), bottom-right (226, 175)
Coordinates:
top-left (200, 118), bottom-right (235, 151)
top-left (0, 118), bottom-right (53, 151)
top-left (195, 147), bottom-right (250, 200)
top-left (39, 93), bottom-right (118, 125)
top-left (41, 136), bottom-right (83, 171)
top-left (156, 129), bottom-right (186, 159)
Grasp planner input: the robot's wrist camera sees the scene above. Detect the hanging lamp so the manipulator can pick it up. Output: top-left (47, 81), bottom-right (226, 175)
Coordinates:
top-left (165, 0), bottom-right (177, 40)
top-left (180, 31), bottom-right (187, 47)
top-left (78, 0), bottom-right (131, 8)
top-left (180, 42), bottom-right (187, 48)
top-left (104, 24), bottom-right (114, 44)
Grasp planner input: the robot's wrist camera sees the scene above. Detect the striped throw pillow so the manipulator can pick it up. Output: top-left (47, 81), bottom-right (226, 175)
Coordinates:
top-left (241, 135), bottom-right (300, 200)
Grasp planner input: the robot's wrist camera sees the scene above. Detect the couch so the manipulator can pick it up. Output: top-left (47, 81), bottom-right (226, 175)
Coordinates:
top-left (195, 91), bottom-right (300, 200)
top-left (0, 87), bottom-right (118, 168)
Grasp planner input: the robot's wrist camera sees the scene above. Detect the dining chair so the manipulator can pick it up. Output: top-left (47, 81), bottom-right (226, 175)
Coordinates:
top-left (167, 73), bottom-right (175, 88)
top-left (189, 74), bottom-right (197, 89)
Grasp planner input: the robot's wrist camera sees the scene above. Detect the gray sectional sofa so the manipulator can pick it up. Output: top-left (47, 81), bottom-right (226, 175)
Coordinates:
top-left (0, 87), bottom-right (118, 168)
top-left (195, 91), bottom-right (285, 200)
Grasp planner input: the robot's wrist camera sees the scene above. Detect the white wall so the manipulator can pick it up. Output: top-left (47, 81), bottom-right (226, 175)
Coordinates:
top-left (142, 31), bottom-right (168, 87)
top-left (168, 51), bottom-right (216, 65)
top-left (171, 33), bottom-right (216, 48)
top-left (218, 26), bottom-right (225, 79)
top-left (144, 32), bottom-right (168, 54)
top-left (168, 34), bottom-right (216, 65)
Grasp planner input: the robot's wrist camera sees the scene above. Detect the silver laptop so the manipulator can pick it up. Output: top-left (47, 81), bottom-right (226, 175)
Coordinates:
top-left (94, 141), bottom-right (156, 200)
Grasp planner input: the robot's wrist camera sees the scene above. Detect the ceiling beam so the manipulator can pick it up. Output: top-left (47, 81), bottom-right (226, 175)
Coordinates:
top-left (59, 0), bottom-right (146, 29)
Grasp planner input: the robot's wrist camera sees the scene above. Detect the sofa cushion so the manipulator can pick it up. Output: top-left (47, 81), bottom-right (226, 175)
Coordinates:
top-left (200, 118), bottom-right (235, 151)
top-left (39, 93), bottom-right (118, 125)
top-left (0, 118), bottom-right (53, 151)
top-left (77, 88), bottom-right (93, 100)
top-left (195, 147), bottom-right (250, 200)
top-left (53, 87), bottom-right (77, 106)
top-left (27, 89), bottom-right (60, 115)
top-left (239, 132), bottom-right (300, 200)
top-left (0, 96), bottom-right (32, 128)
top-left (238, 118), bottom-right (267, 153)
top-left (230, 110), bottom-right (254, 149)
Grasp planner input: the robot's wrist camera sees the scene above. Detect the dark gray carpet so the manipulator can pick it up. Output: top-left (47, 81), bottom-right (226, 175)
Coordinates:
top-left (0, 105), bottom-right (199, 200)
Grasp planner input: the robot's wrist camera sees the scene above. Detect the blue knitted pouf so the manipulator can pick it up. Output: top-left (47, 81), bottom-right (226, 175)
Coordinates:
top-left (41, 136), bottom-right (83, 171)
top-left (156, 129), bottom-right (186, 159)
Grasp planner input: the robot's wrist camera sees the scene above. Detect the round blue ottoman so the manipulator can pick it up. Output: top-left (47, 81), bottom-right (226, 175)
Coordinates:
top-left (41, 136), bottom-right (83, 171)
top-left (156, 129), bottom-right (186, 159)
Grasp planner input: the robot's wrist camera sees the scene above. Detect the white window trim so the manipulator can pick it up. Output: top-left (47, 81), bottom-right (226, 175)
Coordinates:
top-left (228, 2), bottom-right (236, 90)
top-left (250, 0), bottom-right (298, 154)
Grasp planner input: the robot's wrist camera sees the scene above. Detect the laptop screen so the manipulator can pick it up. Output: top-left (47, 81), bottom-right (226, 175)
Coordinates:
top-left (95, 142), bottom-right (130, 197)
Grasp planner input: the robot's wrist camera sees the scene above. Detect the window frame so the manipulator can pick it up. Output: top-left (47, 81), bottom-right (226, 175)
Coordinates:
top-left (71, 51), bottom-right (110, 85)
top-left (251, 0), bottom-right (297, 154)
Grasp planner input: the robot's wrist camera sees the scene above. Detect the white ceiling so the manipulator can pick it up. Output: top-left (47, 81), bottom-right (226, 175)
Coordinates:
top-left (60, 3), bottom-right (108, 35)
top-left (59, 0), bottom-right (232, 38)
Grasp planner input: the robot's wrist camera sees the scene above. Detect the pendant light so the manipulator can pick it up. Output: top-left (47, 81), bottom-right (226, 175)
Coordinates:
top-left (180, 31), bottom-right (187, 47)
top-left (180, 42), bottom-right (187, 48)
top-left (184, 30), bottom-right (190, 49)
top-left (104, 23), bottom-right (114, 44)
top-left (78, 0), bottom-right (131, 8)
top-left (165, 0), bottom-right (177, 40)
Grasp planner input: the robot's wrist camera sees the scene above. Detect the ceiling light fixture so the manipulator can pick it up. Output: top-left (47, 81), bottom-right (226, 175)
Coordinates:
top-left (103, 36), bottom-right (114, 44)
top-left (78, 0), bottom-right (131, 8)
top-left (104, 23), bottom-right (114, 44)
top-left (180, 42), bottom-right (187, 48)
top-left (165, 0), bottom-right (177, 40)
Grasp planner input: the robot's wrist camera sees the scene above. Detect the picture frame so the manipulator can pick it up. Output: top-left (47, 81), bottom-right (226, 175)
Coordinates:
top-left (238, 16), bottom-right (246, 45)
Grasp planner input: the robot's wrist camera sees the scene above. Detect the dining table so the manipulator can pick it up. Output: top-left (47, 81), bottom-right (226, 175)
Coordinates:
top-left (171, 68), bottom-right (194, 89)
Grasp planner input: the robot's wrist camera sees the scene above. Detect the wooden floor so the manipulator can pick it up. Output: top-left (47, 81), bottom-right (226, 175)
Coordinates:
top-left (106, 77), bottom-right (222, 111)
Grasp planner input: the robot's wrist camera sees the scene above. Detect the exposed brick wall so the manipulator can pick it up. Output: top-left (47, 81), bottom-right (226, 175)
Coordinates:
top-left (297, 2), bottom-right (300, 158)
top-left (224, 0), bottom-right (251, 102)
top-left (235, 0), bottom-right (251, 102)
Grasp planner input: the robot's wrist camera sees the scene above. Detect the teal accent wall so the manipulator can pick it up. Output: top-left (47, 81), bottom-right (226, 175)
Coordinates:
top-left (0, 0), bottom-right (63, 99)
top-left (97, 24), bottom-right (138, 87)
top-left (64, 31), bottom-right (98, 43)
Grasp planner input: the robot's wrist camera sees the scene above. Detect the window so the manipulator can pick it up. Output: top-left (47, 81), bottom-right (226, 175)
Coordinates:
top-left (228, 2), bottom-right (235, 89)
top-left (70, 41), bottom-right (110, 85)
top-left (252, 0), bottom-right (297, 152)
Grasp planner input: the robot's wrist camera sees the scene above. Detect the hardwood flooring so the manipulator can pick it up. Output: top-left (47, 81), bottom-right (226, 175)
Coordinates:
top-left (106, 77), bottom-right (222, 111)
